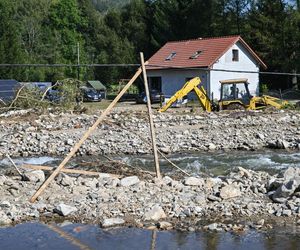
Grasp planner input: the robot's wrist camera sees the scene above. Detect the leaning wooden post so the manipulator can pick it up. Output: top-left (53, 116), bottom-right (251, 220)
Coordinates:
top-left (140, 52), bottom-right (161, 179)
top-left (30, 68), bottom-right (142, 203)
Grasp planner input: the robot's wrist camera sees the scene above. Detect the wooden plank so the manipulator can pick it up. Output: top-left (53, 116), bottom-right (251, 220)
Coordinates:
top-left (22, 164), bottom-right (121, 178)
top-left (30, 68), bottom-right (142, 203)
top-left (140, 52), bottom-right (161, 179)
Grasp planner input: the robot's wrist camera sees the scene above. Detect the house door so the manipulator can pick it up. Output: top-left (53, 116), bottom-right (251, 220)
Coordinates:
top-left (149, 77), bottom-right (162, 92)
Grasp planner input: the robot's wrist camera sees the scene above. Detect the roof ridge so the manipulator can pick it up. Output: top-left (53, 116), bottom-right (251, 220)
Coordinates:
top-left (167, 35), bottom-right (241, 44)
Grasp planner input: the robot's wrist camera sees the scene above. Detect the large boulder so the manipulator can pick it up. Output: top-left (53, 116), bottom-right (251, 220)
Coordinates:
top-left (60, 174), bottom-right (74, 187)
top-left (283, 167), bottom-right (300, 182)
top-left (0, 211), bottom-right (11, 225)
top-left (144, 205), bottom-right (166, 221)
top-left (272, 180), bottom-right (299, 203)
top-left (54, 204), bottom-right (77, 216)
top-left (220, 184), bottom-right (241, 199)
top-left (23, 170), bottom-right (45, 183)
top-left (184, 177), bottom-right (204, 186)
top-left (120, 176), bottom-right (140, 187)
top-left (102, 218), bottom-right (125, 228)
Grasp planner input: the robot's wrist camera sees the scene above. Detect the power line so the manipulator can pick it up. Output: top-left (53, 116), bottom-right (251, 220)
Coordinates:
top-left (0, 63), bottom-right (299, 76)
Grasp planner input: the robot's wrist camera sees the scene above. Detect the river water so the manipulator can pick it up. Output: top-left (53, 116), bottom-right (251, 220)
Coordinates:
top-left (1, 150), bottom-right (300, 249)
top-left (1, 150), bottom-right (300, 176)
top-left (0, 222), bottom-right (300, 250)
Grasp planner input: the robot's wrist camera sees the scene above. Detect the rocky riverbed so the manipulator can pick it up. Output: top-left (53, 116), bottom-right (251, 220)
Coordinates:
top-left (1, 108), bottom-right (300, 232)
top-left (1, 166), bottom-right (300, 232)
top-left (0, 108), bottom-right (300, 158)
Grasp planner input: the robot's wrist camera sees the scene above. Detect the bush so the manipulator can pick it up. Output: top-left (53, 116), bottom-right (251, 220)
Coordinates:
top-left (260, 84), bottom-right (269, 95)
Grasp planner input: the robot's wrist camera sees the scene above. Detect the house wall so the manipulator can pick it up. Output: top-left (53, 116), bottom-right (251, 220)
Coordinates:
top-left (147, 69), bottom-right (209, 100)
top-left (210, 41), bottom-right (260, 99)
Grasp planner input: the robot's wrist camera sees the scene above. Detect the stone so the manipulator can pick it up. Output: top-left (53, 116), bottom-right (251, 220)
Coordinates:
top-left (272, 180), bottom-right (299, 203)
top-left (54, 204), bottom-right (77, 216)
top-left (194, 195), bottom-right (206, 204)
top-left (0, 211), bottom-right (11, 225)
top-left (205, 178), bottom-right (222, 189)
top-left (283, 167), bottom-right (300, 182)
top-left (238, 167), bottom-right (252, 178)
top-left (23, 170), bottom-right (45, 183)
top-left (120, 176), bottom-right (140, 187)
top-left (60, 174), bottom-right (74, 187)
top-left (162, 176), bottom-right (173, 186)
top-left (144, 205), bottom-right (166, 221)
top-left (184, 177), bottom-right (204, 186)
top-left (207, 195), bottom-right (221, 202)
top-left (0, 175), bottom-right (7, 186)
top-left (102, 218), bottom-right (125, 228)
top-left (160, 146), bottom-right (171, 154)
top-left (206, 223), bottom-right (218, 231)
top-left (256, 219), bottom-right (265, 226)
top-left (208, 143), bottom-right (217, 150)
top-left (220, 184), bottom-right (241, 199)
top-left (276, 139), bottom-right (290, 149)
top-left (282, 210), bottom-right (292, 217)
top-left (0, 201), bottom-right (11, 208)
top-left (158, 221), bottom-right (173, 230)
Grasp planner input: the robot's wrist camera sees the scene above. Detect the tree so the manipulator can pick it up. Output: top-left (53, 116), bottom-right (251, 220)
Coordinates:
top-left (0, 0), bottom-right (25, 80)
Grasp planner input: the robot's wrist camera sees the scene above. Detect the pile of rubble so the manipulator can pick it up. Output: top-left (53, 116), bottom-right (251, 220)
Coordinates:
top-left (0, 109), bottom-right (300, 158)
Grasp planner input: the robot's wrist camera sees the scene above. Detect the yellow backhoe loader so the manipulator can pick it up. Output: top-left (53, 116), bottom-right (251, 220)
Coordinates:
top-left (159, 77), bottom-right (287, 112)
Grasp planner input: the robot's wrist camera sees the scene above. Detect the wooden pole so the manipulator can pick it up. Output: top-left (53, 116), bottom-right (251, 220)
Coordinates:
top-left (140, 52), bottom-right (161, 179)
top-left (30, 68), bottom-right (142, 203)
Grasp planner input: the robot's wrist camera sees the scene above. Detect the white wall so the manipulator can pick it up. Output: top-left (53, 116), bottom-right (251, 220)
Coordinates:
top-left (147, 69), bottom-right (209, 100)
top-left (210, 41), bottom-right (260, 99)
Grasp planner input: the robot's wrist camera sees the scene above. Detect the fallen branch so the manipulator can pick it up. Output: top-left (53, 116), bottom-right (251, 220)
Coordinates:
top-left (41, 82), bottom-right (58, 101)
top-left (22, 164), bottom-right (121, 178)
top-left (8, 84), bottom-right (26, 108)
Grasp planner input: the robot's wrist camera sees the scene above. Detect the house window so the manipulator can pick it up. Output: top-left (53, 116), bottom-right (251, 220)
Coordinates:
top-left (165, 52), bottom-right (176, 61)
top-left (149, 77), bottom-right (162, 92)
top-left (190, 50), bottom-right (202, 59)
top-left (232, 49), bottom-right (239, 61)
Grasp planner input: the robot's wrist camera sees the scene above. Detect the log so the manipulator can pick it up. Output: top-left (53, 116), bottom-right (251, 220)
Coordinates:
top-left (30, 67), bottom-right (142, 203)
top-left (22, 164), bottom-right (121, 178)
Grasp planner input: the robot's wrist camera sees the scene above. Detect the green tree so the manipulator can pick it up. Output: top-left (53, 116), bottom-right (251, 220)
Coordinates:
top-left (0, 0), bottom-right (25, 80)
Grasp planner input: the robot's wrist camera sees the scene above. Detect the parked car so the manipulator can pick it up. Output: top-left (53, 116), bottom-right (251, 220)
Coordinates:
top-left (81, 87), bottom-right (102, 102)
top-left (136, 90), bottom-right (164, 104)
top-left (45, 89), bottom-right (63, 103)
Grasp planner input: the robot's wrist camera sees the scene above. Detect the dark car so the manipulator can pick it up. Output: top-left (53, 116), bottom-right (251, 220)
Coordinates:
top-left (136, 90), bottom-right (164, 104)
top-left (45, 89), bottom-right (63, 103)
top-left (81, 88), bottom-right (102, 102)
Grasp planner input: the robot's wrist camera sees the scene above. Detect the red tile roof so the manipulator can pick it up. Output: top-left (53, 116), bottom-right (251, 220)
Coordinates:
top-left (146, 35), bottom-right (267, 70)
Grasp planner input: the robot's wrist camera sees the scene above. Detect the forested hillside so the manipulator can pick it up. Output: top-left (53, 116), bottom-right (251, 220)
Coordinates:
top-left (0, 0), bottom-right (299, 89)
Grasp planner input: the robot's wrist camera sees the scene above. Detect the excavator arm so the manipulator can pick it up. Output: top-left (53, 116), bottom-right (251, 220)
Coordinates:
top-left (159, 77), bottom-right (212, 112)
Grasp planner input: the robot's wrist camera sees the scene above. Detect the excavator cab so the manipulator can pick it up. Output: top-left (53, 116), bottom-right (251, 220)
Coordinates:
top-left (219, 78), bottom-right (252, 110)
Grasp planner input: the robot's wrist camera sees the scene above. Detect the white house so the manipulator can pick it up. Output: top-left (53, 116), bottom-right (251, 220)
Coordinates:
top-left (146, 35), bottom-right (266, 100)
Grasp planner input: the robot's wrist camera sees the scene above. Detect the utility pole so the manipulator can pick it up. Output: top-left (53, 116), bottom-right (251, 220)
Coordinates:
top-left (77, 42), bottom-right (80, 80)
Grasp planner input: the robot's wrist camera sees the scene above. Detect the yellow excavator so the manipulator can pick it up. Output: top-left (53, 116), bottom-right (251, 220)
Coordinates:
top-left (159, 77), bottom-right (288, 112)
